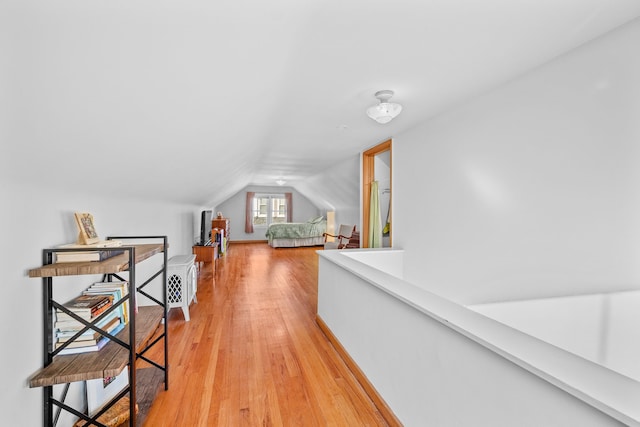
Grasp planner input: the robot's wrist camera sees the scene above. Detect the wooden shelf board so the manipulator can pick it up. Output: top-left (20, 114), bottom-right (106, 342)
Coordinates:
top-left (135, 366), bottom-right (166, 426)
top-left (28, 244), bottom-right (165, 278)
top-left (29, 306), bottom-right (165, 387)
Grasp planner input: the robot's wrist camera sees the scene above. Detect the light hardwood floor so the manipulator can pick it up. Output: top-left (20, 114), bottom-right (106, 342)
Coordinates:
top-left (142, 243), bottom-right (389, 426)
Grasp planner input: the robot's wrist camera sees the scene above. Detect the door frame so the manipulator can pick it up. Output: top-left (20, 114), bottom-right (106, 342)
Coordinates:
top-left (362, 139), bottom-right (392, 248)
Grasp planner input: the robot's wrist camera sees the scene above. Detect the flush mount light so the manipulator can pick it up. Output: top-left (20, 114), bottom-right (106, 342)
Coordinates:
top-left (276, 179), bottom-right (286, 186)
top-left (366, 90), bottom-right (402, 124)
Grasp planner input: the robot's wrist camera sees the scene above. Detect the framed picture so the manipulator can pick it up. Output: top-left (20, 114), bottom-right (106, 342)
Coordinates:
top-left (74, 212), bottom-right (100, 245)
top-left (86, 367), bottom-right (129, 416)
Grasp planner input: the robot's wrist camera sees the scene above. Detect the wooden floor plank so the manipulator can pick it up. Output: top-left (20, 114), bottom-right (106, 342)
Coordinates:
top-left (143, 243), bottom-right (389, 426)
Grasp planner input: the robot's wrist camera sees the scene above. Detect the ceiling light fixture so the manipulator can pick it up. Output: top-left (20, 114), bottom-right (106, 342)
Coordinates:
top-left (276, 179), bottom-right (286, 186)
top-left (366, 90), bottom-right (402, 124)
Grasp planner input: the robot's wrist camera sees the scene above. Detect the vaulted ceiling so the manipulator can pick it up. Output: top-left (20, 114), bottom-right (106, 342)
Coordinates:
top-left (5, 1), bottom-right (640, 208)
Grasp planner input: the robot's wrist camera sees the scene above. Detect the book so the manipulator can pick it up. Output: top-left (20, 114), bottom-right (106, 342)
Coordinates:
top-left (83, 285), bottom-right (127, 325)
top-left (58, 240), bottom-right (123, 249)
top-left (56, 335), bottom-right (110, 355)
top-left (56, 316), bottom-right (121, 343)
top-left (59, 294), bottom-right (111, 316)
top-left (55, 249), bottom-right (124, 263)
top-left (57, 337), bottom-right (109, 350)
top-left (56, 297), bottom-right (112, 322)
top-left (55, 310), bottom-right (121, 333)
top-left (92, 281), bottom-right (133, 317)
top-left (56, 318), bottom-right (124, 348)
top-left (55, 320), bottom-right (124, 355)
top-left (86, 281), bottom-right (131, 322)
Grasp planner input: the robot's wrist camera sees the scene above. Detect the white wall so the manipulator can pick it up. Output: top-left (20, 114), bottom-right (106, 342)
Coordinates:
top-left (1, 181), bottom-right (198, 427)
top-left (296, 155), bottom-right (361, 230)
top-left (394, 17), bottom-right (640, 305)
top-left (214, 185), bottom-right (322, 241)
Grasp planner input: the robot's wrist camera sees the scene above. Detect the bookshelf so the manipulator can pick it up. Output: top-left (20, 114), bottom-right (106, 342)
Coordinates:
top-left (212, 217), bottom-right (229, 253)
top-left (28, 236), bottom-right (169, 427)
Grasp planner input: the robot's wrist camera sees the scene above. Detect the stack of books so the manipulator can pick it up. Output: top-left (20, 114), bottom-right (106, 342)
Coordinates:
top-left (54, 285), bottom-right (128, 355)
top-left (83, 281), bottom-right (132, 323)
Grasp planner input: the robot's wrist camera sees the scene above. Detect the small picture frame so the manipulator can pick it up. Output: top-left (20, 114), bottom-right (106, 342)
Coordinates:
top-left (74, 212), bottom-right (100, 245)
top-left (86, 367), bottom-right (129, 416)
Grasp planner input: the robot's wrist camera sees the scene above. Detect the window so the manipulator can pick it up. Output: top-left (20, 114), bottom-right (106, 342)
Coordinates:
top-left (252, 195), bottom-right (288, 227)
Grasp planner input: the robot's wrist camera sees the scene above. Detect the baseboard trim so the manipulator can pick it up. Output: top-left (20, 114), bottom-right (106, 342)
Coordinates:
top-left (316, 315), bottom-right (402, 426)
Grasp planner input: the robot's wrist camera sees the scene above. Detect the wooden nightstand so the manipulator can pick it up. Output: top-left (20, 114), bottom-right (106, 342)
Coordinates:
top-left (192, 243), bottom-right (218, 273)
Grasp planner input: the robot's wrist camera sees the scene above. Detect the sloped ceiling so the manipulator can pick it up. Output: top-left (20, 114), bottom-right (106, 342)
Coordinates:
top-left (4, 1), bottom-right (640, 209)
top-left (295, 155), bottom-right (360, 212)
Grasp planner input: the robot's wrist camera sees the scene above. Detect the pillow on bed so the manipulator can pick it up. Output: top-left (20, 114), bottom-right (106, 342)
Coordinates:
top-left (307, 215), bottom-right (324, 224)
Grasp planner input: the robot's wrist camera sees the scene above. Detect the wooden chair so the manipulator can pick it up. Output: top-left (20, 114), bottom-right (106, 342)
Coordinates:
top-left (345, 230), bottom-right (360, 248)
top-left (323, 224), bottom-right (356, 250)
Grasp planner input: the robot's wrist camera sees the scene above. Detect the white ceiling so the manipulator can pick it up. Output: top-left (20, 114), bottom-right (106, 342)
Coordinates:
top-left (4, 0), bottom-right (640, 207)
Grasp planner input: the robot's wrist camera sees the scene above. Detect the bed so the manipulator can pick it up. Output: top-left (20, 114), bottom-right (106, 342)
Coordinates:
top-left (265, 216), bottom-right (327, 248)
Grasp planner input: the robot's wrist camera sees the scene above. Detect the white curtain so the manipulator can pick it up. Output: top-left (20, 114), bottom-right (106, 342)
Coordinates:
top-left (369, 180), bottom-right (383, 248)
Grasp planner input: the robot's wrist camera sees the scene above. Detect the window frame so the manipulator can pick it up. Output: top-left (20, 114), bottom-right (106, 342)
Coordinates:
top-left (251, 193), bottom-right (288, 228)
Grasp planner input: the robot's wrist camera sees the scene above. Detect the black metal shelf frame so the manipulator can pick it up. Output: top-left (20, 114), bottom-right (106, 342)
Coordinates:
top-left (38, 235), bottom-right (168, 427)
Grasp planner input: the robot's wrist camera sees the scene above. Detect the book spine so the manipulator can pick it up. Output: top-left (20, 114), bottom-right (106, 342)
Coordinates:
top-left (56, 319), bottom-right (123, 346)
top-left (55, 322), bottom-right (125, 355)
top-left (90, 300), bottom-right (113, 318)
top-left (56, 301), bottom-right (112, 322)
top-left (55, 310), bottom-right (120, 332)
top-left (55, 249), bottom-right (124, 263)
top-left (58, 295), bottom-right (110, 316)
top-left (56, 336), bottom-right (109, 355)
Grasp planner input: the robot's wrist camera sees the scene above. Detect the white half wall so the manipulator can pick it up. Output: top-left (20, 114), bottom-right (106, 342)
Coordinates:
top-left (317, 250), bottom-right (637, 426)
top-left (393, 17), bottom-right (640, 304)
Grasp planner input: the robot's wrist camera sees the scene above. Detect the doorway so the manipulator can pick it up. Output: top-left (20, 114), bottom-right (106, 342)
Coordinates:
top-left (362, 139), bottom-right (392, 248)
